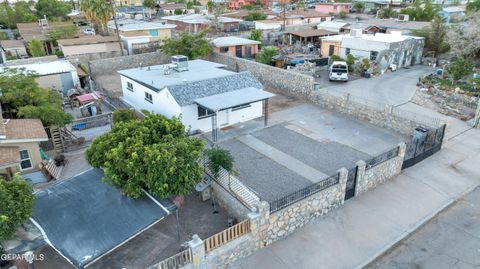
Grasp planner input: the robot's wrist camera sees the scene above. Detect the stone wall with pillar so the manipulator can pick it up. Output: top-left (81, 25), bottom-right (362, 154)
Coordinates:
top-left (355, 143), bottom-right (406, 196)
top-left (265, 168), bottom-right (348, 244)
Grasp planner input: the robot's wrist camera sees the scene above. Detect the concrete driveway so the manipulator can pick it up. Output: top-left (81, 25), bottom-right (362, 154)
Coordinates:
top-left (318, 66), bottom-right (434, 106)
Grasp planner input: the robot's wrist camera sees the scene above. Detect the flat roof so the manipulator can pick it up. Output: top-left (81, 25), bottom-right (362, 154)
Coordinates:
top-left (0, 60), bottom-right (75, 76)
top-left (118, 59), bottom-right (233, 92)
top-left (195, 87), bottom-right (274, 111)
top-left (163, 14), bottom-right (211, 24)
top-left (211, 36), bottom-right (260, 47)
top-left (287, 29), bottom-right (336, 38)
top-left (32, 169), bottom-right (170, 268)
top-left (108, 19), bottom-right (176, 31)
top-left (322, 32), bottom-right (423, 43)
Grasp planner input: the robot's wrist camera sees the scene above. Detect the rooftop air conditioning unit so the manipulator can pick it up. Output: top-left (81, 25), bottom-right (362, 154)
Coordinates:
top-left (171, 55), bottom-right (189, 72)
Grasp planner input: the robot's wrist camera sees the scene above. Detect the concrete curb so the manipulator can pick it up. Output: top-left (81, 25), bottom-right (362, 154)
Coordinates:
top-left (356, 182), bottom-right (480, 269)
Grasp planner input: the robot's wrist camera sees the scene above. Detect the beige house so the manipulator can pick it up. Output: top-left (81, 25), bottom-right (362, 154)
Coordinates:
top-left (0, 118), bottom-right (48, 179)
top-left (320, 35), bottom-right (342, 57)
top-left (58, 36), bottom-right (122, 57)
top-left (0, 40), bottom-right (28, 59)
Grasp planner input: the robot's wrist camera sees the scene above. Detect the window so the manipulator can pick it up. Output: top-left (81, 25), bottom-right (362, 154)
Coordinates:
top-left (232, 104), bottom-right (251, 111)
top-left (370, 51), bottom-right (378, 61)
top-left (126, 82), bottom-right (133, 91)
top-left (220, 47), bottom-right (229, 53)
top-left (197, 106), bottom-right (214, 119)
top-left (145, 92), bottom-right (153, 103)
top-left (19, 150), bottom-right (32, 170)
top-left (345, 48), bottom-right (351, 55)
top-left (149, 29), bottom-right (158, 37)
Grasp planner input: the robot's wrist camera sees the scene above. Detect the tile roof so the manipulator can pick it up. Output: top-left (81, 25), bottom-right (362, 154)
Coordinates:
top-left (3, 119), bottom-right (48, 141)
top-left (168, 71), bottom-right (263, 106)
top-left (0, 146), bottom-right (21, 168)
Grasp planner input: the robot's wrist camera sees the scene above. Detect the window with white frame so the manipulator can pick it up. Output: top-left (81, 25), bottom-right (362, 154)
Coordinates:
top-left (197, 106), bottom-right (214, 119)
top-left (145, 92), bottom-right (153, 103)
top-left (19, 150), bottom-right (32, 170)
top-left (127, 81), bottom-right (134, 91)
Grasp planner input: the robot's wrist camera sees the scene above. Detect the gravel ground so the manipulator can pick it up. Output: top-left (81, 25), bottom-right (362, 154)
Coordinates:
top-left (252, 125), bottom-right (371, 175)
top-left (218, 139), bottom-right (312, 202)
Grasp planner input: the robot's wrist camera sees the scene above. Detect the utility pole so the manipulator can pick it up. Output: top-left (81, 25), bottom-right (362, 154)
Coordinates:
top-left (108, 0), bottom-right (125, 56)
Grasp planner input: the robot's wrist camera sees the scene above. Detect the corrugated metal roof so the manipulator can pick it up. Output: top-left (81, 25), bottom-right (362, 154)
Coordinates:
top-left (195, 87), bottom-right (274, 111)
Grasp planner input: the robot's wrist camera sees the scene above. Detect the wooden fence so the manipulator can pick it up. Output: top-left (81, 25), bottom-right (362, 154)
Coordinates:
top-left (148, 248), bottom-right (193, 269)
top-left (204, 219), bottom-right (251, 253)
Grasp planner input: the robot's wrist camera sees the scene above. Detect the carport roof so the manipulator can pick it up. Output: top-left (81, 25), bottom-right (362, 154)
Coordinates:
top-left (32, 169), bottom-right (170, 268)
top-left (195, 87), bottom-right (274, 111)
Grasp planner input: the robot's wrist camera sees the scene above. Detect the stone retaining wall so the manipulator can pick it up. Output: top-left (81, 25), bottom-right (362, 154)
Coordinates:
top-left (211, 181), bottom-right (252, 221)
top-left (88, 51), bottom-right (171, 77)
top-left (355, 143), bottom-right (406, 196)
top-left (66, 51), bottom-right (124, 72)
top-left (266, 168), bottom-right (348, 244)
top-left (210, 52), bottom-right (314, 98)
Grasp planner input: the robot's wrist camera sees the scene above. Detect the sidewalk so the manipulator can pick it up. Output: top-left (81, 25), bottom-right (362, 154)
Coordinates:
top-left (230, 124), bottom-right (480, 269)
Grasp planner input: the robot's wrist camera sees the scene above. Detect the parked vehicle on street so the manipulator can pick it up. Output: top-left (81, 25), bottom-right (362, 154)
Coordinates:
top-left (329, 61), bottom-right (349, 82)
top-left (83, 28), bottom-right (95, 35)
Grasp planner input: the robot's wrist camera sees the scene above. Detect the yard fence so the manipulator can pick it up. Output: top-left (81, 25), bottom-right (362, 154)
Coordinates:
top-left (204, 219), bottom-right (251, 253)
top-left (203, 159), bottom-right (260, 210)
top-left (269, 173), bottom-right (340, 213)
top-left (365, 146), bottom-right (400, 170)
top-left (148, 248), bottom-right (193, 269)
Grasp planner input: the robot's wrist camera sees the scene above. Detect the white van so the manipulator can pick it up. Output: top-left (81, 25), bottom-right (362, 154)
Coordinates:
top-left (329, 61), bottom-right (349, 82)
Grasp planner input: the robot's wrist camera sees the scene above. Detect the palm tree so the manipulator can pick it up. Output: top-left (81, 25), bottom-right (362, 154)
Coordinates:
top-left (80, 0), bottom-right (114, 36)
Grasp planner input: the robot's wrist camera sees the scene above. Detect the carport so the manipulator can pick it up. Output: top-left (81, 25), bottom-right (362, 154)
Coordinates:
top-left (195, 87), bottom-right (274, 142)
top-left (32, 169), bottom-right (171, 268)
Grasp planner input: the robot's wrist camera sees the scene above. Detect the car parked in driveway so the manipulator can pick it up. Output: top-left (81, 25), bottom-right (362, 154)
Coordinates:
top-left (329, 61), bottom-right (349, 82)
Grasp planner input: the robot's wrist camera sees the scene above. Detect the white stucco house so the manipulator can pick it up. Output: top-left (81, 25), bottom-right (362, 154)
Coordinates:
top-left (118, 56), bottom-right (274, 139)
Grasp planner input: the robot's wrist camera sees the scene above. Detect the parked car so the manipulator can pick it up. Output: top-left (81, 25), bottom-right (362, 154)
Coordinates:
top-left (329, 61), bottom-right (349, 82)
top-left (83, 28), bottom-right (95, 35)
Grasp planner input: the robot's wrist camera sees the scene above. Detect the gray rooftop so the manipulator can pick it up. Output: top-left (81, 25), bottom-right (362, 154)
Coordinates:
top-left (32, 169), bottom-right (169, 268)
top-left (195, 87), bottom-right (274, 111)
top-left (119, 59), bottom-right (263, 106)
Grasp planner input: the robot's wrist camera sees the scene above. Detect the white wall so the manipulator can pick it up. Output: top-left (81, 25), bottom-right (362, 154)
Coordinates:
top-left (122, 36), bottom-right (151, 55)
top-left (340, 38), bottom-right (390, 59)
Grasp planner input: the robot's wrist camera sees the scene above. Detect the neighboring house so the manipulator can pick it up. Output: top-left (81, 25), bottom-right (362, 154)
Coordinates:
top-left (225, 0), bottom-right (255, 10)
top-left (285, 29), bottom-right (336, 46)
top-left (315, 3), bottom-right (352, 14)
top-left (118, 56), bottom-right (274, 134)
top-left (107, 19), bottom-right (176, 55)
top-left (282, 10), bottom-right (332, 26)
top-left (321, 30), bottom-right (424, 73)
top-left (0, 40), bottom-right (28, 59)
top-left (437, 6), bottom-right (465, 23)
top-left (342, 19), bottom-right (430, 34)
top-left (17, 20), bottom-right (80, 55)
top-left (317, 21), bottom-right (351, 33)
top-left (0, 117), bottom-right (48, 179)
top-left (1, 60), bottom-right (80, 93)
top-left (164, 14), bottom-right (243, 33)
top-left (255, 20), bottom-right (282, 30)
top-left (57, 36), bottom-right (122, 57)
top-left (114, 0), bottom-right (143, 6)
top-left (158, 3), bottom-right (189, 15)
top-left (116, 6), bottom-right (154, 20)
top-left (212, 36), bottom-right (260, 58)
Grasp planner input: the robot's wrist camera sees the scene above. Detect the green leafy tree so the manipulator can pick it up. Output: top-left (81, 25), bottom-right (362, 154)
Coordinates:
top-left (0, 174), bottom-right (35, 240)
top-left (162, 31), bottom-right (211, 59)
top-left (80, 0), bottom-right (114, 35)
top-left (207, 0), bottom-right (214, 12)
top-left (330, 54), bottom-right (344, 61)
top-left (0, 69), bottom-right (73, 126)
top-left (112, 108), bottom-right (137, 124)
top-left (242, 3), bottom-right (254, 10)
top-left (466, 0), bottom-right (480, 13)
top-left (14, 1), bottom-right (38, 23)
top-left (378, 7), bottom-right (398, 18)
top-left (27, 39), bottom-right (46, 57)
top-left (0, 1), bottom-right (16, 29)
top-left (338, 10), bottom-right (348, 18)
top-left (353, 2), bottom-right (364, 13)
top-left (412, 17), bottom-right (449, 57)
top-left (143, 0), bottom-right (157, 9)
top-left (244, 11), bottom-right (267, 21)
top-left (447, 57), bottom-right (474, 84)
top-left (346, 54), bottom-right (355, 72)
top-left (186, 0), bottom-right (194, 9)
top-left (35, 0), bottom-right (71, 20)
top-left (174, 8), bottom-right (183, 14)
top-left (0, 32), bottom-right (7, 40)
top-left (47, 25), bottom-right (79, 42)
top-left (249, 29), bottom-right (262, 42)
top-left (204, 147), bottom-right (235, 178)
top-left (257, 46), bottom-right (278, 65)
top-left (400, 0), bottom-right (440, 21)
top-left (86, 114), bottom-right (206, 198)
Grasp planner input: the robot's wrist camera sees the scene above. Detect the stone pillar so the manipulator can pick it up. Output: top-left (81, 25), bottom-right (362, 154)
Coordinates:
top-left (384, 104), bottom-right (393, 114)
top-left (188, 234), bottom-right (205, 268)
top-left (337, 168), bottom-right (348, 204)
top-left (255, 201), bottom-right (270, 247)
top-left (354, 160), bottom-right (366, 197)
top-left (395, 142), bottom-right (407, 172)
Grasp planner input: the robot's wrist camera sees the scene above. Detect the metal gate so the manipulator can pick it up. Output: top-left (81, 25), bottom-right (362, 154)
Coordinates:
top-left (402, 124), bottom-right (446, 169)
top-left (345, 166), bottom-right (358, 200)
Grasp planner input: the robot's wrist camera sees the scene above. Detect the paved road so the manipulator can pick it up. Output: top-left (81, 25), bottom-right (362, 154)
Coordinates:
top-left (367, 186), bottom-right (480, 269)
top-left (319, 66), bottom-right (433, 106)
top-left (230, 122), bottom-right (480, 269)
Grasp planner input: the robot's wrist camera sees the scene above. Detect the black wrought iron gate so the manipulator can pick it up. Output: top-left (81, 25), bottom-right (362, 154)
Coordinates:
top-left (345, 166), bottom-right (357, 200)
top-left (402, 124), bottom-right (446, 169)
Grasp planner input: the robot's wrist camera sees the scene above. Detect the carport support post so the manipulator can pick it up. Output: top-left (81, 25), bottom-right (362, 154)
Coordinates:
top-left (211, 112), bottom-right (218, 142)
top-left (188, 234), bottom-right (205, 268)
top-left (263, 99), bottom-right (269, 127)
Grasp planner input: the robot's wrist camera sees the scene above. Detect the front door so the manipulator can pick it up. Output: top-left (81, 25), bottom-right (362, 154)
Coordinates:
top-left (235, 45), bottom-right (242, 57)
top-left (245, 46), bottom-right (252, 58)
top-left (328, 45), bottom-right (335, 56)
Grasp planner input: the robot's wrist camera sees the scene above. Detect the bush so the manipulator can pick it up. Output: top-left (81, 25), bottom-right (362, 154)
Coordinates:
top-left (346, 54), bottom-right (355, 72)
top-left (112, 108), bottom-right (137, 124)
top-left (257, 46), bottom-right (278, 64)
top-left (54, 49), bottom-right (64, 58)
top-left (204, 147), bottom-right (235, 178)
top-left (244, 11), bottom-right (267, 21)
top-left (330, 55), bottom-right (344, 61)
top-left (339, 10), bottom-right (348, 18)
top-left (447, 57), bottom-right (474, 83)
